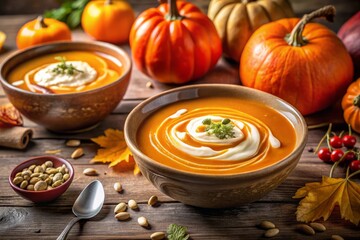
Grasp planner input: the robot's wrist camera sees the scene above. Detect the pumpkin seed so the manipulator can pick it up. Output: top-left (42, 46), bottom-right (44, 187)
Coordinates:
top-left (66, 139), bottom-right (81, 147)
top-left (114, 182), bottom-right (123, 192)
top-left (63, 173), bottom-right (70, 181)
top-left (52, 180), bottom-right (63, 188)
top-left (34, 166), bottom-right (44, 173)
top-left (21, 170), bottom-right (31, 177)
top-left (309, 222), bottom-right (326, 232)
top-left (83, 168), bottom-right (98, 176)
top-left (28, 164), bottom-right (36, 171)
top-left (71, 147), bottom-right (84, 159)
top-left (13, 176), bottom-right (23, 185)
top-left (150, 232), bottom-right (165, 240)
top-left (34, 180), bottom-right (47, 191)
top-left (53, 172), bottom-right (63, 182)
top-left (148, 195), bottom-right (158, 206)
top-left (259, 220), bottom-right (275, 229)
top-left (297, 224), bottom-right (315, 235)
top-left (44, 160), bottom-right (53, 168)
top-left (45, 177), bottom-right (52, 185)
top-left (264, 228), bottom-right (279, 238)
top-left (114, 202), bottom-right (127, 213)
top-left (146, 81), bottom-right (154, 89)
top-left (27, 184), bottom-right (34, 191)
top-left (46, 168), bottom-right (59, 175)
top-left (20, 180), bottom-right (28, 189)
top-left (30, 173), bottom-right (41, 178)
top-left (15, 172), bottom-right (22, 177)
top-left (115, 212), bottom-right (130, 221)
top-left (137, 216), bottom-right (149, 227)
top-left (29, 177), bottom-right (41, 185)
top-left (128, 199), bottom-right (138, 210)
top-left (331, 235), bottom-right (344, 240)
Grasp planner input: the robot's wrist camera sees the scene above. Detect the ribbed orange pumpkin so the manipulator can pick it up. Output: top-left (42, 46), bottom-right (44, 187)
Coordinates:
top-left (129, 0), bottom-right (222, 84)
top-left (240, 6), bottom-right (353, 115)
top-left (342, 78), bottom-right (360, 133)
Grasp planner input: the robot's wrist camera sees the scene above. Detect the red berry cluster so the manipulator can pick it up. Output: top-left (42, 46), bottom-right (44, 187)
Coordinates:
top-left (316, 124), bottom-right (360, 172)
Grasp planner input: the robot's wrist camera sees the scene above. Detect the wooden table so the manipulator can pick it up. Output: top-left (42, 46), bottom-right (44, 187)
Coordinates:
top-left (1, 1), bottom-right (360, 239)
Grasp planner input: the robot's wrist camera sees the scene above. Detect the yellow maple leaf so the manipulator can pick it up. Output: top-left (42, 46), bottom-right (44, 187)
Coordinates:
top-left (91, 128), bottom-right (140, 175)
top-left (293, 176), bottom-right (360, 225)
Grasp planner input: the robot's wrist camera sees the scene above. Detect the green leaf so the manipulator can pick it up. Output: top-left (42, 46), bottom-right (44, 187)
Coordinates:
top-left (67, 9), bottom-right (82, 29)
top-left (167, 224), bottom-right (190, 240)
top-left (43, 0), bottom-right (90, 29)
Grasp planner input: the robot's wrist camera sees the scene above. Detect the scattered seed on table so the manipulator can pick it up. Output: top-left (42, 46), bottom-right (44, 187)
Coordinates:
top-left (66, 139), bottom-right (81, 147)
top-left (309, 222), bottom-right (326, 232)
top-left (114, 182), bottom-right (123, 193)
top-left (128, 199), bottom-right (138, 210)
top-left (264, 228), bottom-right (279, 238)
top-left (331, 234), bottom-right (344, 240)
top-left (297, 224), bottom-right (315, 235)
top-left (114, 202), bottom-right (127, 213)
top-left (150, 232), bottom-right (165, 240)
top-left (115, 212), bottom-right (130, 221)
top-left (71, 147), bottom-right (84, 159)
top-left (259, 220), bottom-right (275, 229)
top-left (146, 81), bottom-right (154, 89)
top-left (148, 195), bottom-right (158, 206)
top-left (83, 168), bottom-right (98, 176)
top-left (137, 216), bottom-right (149, 227)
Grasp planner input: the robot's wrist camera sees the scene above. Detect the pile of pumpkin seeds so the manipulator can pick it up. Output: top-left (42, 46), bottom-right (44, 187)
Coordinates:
top-left (12, 160), bottom-right (70, 191)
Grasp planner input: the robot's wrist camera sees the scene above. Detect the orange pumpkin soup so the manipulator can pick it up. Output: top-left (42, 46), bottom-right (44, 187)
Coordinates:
top-left (137, 97), bottom-right (296, 175)
top-left (7, 51), bottom-right (122, 94)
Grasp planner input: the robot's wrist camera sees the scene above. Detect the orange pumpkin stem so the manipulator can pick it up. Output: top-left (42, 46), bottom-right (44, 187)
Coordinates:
top-left (354, 95), bottom-right (360, 107)
top-left (285, 5), bottom-right (336, 47)
top-left (167, 0), bottom-right (182, 20)
top-left (34, 16), bottom-right (48, 30)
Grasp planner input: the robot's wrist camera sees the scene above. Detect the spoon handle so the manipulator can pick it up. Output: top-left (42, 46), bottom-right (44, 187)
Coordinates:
top-left (56, 217), bottom-right (82, 240)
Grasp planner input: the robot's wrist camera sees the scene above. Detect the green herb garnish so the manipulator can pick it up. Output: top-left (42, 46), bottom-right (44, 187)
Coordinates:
top-left (167, 223), bottom-right (190, 240)
top-left (202, 118), bottom-right (235, 139)
top-left (44, 0), bottom-right (90, 29)
top-left (52, 56), bottom-right (83, 75)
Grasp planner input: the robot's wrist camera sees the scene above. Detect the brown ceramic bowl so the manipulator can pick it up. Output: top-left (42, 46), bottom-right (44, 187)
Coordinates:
top-left (0, 41), bottom-right (131, 132)
top-left (9, 155), bottom-right (74, 203)
top-left (124, 84), bottom-right (308, 208)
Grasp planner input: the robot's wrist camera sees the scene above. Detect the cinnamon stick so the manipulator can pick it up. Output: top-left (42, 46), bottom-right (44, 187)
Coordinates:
top-left (0, 127), bottom-right (33, 149)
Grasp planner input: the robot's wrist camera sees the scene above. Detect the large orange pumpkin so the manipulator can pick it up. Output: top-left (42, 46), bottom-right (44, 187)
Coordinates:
top-left (129, 0), bottom-right (222, 84)
top-left (208, 0), bottom-right (294, 62)
top-left (16, 16), bottom-right (71, 49)
top-left (240, 6), bottom-right (353, 116)
top-left (342, 78), bottom-right (360, 133)
top-left (81, 0), bottom-right (135, 44)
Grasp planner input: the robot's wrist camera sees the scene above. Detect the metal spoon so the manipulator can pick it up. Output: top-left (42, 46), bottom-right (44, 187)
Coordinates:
top-left (57, 180), bottom-right (105, 240)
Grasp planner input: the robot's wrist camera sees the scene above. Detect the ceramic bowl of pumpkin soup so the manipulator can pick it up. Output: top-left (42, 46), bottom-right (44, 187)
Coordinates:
top-left (0, 41), bottom-right (131, 132)
top-left (125, 84), bottom-right (307, 208)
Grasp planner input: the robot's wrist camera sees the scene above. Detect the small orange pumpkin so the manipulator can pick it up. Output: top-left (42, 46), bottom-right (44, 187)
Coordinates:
top-left (240, 6), bottom-right (353, 115)
top-left (342, 78), bottom-right (360, 133)
top-left (16, 16), bottom-right (71, 49)
top-left (81, 0), bottom-right (135, 44)
top-left (130, 0), bottom-right (222, 84)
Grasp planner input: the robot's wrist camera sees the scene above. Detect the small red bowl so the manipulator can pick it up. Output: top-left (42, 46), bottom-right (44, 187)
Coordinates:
top-left (9, 156), bottom-right (74, 203)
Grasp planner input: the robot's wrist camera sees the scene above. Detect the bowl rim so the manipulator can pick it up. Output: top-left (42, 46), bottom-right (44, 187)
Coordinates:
top-left (0, 40), bottom-right (132, 97)
top-left (9, 155), bottom-right (74, 194)
top-left (124, 83), bottom-right (308, 181)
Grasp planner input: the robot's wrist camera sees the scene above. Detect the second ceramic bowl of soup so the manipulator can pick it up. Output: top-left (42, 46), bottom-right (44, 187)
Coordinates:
top-left (125, 84), bottom-right (307, 208)
top-left (0, 41), bottom-right (131, 132)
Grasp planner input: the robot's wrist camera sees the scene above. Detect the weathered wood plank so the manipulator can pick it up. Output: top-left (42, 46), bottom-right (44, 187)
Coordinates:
top-left (0, 202), bottom-right (359, 240)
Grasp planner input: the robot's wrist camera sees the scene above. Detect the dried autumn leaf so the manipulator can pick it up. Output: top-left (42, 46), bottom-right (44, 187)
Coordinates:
top-left (293, 176), bottom-right (360, 225)
top-left (91, 128), bottom-right (140, 175)
top-left (0, 104), bottom-right (23, 127)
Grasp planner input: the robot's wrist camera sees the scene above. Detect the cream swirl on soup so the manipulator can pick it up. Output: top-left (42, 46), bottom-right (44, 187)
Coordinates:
top-left (151, 107), bottom-right (281, 165)
top-left (138, 97), bottom-right (296, 175)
